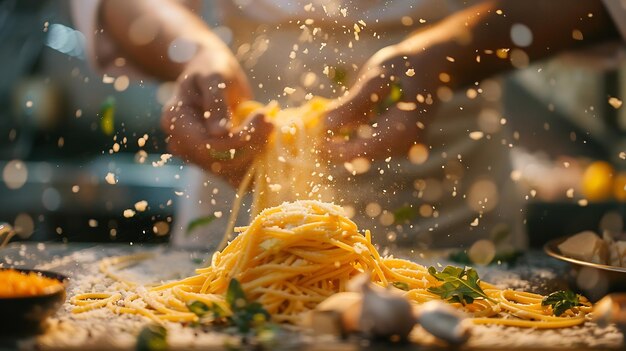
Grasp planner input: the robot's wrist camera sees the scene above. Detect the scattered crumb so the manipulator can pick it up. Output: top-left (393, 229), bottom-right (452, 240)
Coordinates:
top-left (105, 172), bottom-right (117, 185)
top-left (608, 97), bottom-right (622, 109)
top-left (469, 131), bottom-right (484, 140)
top-left (572, 29), bottom-right (584, 41)
top-left (134, 201), bottom-right (148, 212)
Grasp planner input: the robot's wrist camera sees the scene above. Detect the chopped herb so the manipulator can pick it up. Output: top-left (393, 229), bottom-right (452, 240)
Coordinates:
top-left (392, 281), bottom-right (410, 291)
top-left (187, 301), bottom-right (211, 317)
top-left (330, 66), bottom-right (348, 85)
top-left (209, 149), bottom-right (236, 161)
top-left (427, 266), bottom-right (494, 305)
top-left (186, 279), bottom-right (272, 336)
top-left (376, 82), bottom-right (403, 114)
top-left (136, 324), bottom-right (167, 351)
top-left (393, 205), bottom-right (418, 224)
top-left (191, 257), bottom-right (204, 265)
top-left (226, 279), bottom-right (271, 333)
top-left (186, 300), bottom-right (225, 325)
top-left (186, 214), bottom-right (217, 235)
top-left (100, 96), bottom-right (115, 136)
top-left (542, 290), bottom-right (582, 316)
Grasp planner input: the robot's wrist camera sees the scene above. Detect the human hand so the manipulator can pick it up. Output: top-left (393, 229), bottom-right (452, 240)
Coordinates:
top-left (324, 44), bottom-right (437, 162)
top-left (161, 48), bottom-right (273, 186)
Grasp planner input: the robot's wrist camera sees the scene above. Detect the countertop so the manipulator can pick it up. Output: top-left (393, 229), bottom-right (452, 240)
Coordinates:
top-left (0, 242), bottom-right (623, 351)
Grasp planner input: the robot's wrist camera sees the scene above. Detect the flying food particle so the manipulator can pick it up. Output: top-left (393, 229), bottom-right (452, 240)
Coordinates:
top-left (134, 200), bottom-right (148, 212)
top-left (105, 172), bottom-right (117, 185)
top-left (608, 97), bottom-right (623, 109)
top-left (469, 131), bottom-right (484, 140)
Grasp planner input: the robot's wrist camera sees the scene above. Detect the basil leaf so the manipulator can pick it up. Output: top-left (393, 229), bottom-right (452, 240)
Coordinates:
top-left (542, 290), bottom-right (582, 316)
top-left (392, 281), bottom-right (410, 291)
top-left (427, 265), bottom-right (494, 305)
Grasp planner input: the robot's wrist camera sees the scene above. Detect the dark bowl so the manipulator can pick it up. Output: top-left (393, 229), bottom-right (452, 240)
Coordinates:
top-left (0, 268), bottom-right (68, 335)
top-left (544, 237), bottom-right (626, 301)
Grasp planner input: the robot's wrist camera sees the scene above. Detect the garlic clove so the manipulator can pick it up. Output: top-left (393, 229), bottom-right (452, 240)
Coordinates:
top-left (593, 293), bottom-right (626, 330)
top-left (359, 283), bottom-right (417, 339)
top-left (315, 291), bottom-right (363, 333)
top-left (416, 300), bottom-right (472, 345)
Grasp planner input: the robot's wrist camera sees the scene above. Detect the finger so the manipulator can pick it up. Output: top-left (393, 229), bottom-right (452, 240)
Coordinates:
top-left (164, 110), bottom-right (273, 185)
top-left (323, 107), bottom-right (423, 163)
top-left (224, 68), bottom-right (253, 108)
top-left (224, 112), bottom-right (274, 153)
top-left (325, 70), bottom-right (392, 132)
top-left (195, 74), bottom-right (232, 138)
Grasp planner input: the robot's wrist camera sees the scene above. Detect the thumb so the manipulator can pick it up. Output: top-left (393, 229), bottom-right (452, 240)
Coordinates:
top-left (231, 112), bottom-right (274, 152)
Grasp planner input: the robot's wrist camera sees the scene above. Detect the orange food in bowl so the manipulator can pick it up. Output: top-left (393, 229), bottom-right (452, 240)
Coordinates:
top-left (0, 269), bottom-right (64, 298)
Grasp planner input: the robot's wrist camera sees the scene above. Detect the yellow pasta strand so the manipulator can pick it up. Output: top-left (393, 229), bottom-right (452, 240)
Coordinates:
top-left (70, 99), bottom-right (592, 331)
top-left (71, 200), bottom-right (591, 329)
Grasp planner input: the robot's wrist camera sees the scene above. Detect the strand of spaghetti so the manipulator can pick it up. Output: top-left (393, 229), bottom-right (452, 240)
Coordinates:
top-left (98, 252), bottom-right (155, 286)
top-left (252, 287), bottom-right (327, 302)
top-left (150, 274), bottom-right (206, 292)
top-left (171, 286), bottom-right (230, 313)
top-left (71, 293), bottom-right (121, 313)
top-left (217, 162), bottom-right (257, 252)
top-left (472, 316), bottom-right (586, 328)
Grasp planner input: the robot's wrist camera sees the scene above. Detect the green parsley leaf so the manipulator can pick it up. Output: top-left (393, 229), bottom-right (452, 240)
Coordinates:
top-left (392, 281), bottom-right (410, 291)
top-left (136, 324), bottom-right (167, 351)
top-left (542, 290), bottom-right (582, 316)
top-left (187, 301), bottom-right (210, 317)
top-left (186, 214), bottom-right (217, 235)
top-left (226, 278), bottom-right (247, 307)
top-left (100, 96), bottom-right (115, 136)
top-left (225, 279), bottom-right (271, 333)
top-left (427, 266), bottom-right (494, 305)
top-left (376, 82), bottom-right (403, 114)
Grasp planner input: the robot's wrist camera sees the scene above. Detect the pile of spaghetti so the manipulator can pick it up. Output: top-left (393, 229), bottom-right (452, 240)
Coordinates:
top-left (219, 98), bottom-right (334, 249)
top-left (72, 200), bottom-right (592, 329)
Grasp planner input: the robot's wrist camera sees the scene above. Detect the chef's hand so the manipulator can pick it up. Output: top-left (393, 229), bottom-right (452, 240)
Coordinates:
top-left (323, 44), bottom-right (436, 163)
top-left (161, 48), bottom-right (273, 186)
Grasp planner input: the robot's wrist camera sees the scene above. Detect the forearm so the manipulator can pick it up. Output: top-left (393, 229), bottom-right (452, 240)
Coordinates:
top-left (100, 0), bottom-right (232, 81)
top-left (399, 0), bottom-right (619, 90)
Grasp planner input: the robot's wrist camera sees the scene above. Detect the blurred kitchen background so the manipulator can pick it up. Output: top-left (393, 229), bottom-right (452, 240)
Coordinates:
top-left (1, 0), bottom-right (625, 247)
top-left (1, 0), bottom-right (178, 243)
